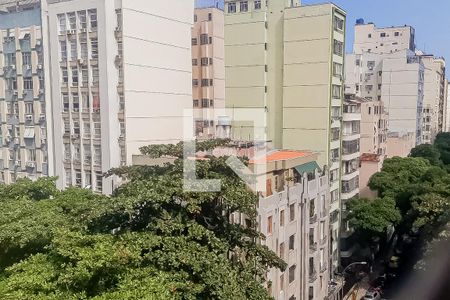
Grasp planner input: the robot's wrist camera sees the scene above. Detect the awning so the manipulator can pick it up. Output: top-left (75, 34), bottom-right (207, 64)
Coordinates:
top-left (294, 161), bottom-right (320, 175)
top-left (24, 127), bottom-right (35, 139)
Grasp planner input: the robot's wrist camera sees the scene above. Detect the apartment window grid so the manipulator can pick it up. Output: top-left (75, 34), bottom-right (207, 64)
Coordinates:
top-left (22, 52), bottom-right (31, 66)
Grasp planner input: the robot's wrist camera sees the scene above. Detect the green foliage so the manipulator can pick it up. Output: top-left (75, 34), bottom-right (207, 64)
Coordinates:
top-left (347, 197), bottom-right (401, 235)
top-left (0, 142), bottom-right (284, 299)
top-left (409, 144), bottom-right (442, 166)
top-left (435, 133), bottom-right (450, 165)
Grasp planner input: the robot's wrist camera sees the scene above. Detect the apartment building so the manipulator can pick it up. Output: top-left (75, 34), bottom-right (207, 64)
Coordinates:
top-left (353, 21), bottom-right (415, 55)
top-left (417, 54), bottom-right (446, 144)
top-left (251, 150), bottom-right (332, 300)
top-left (192, 6), bottom-right (225, 138)
top-left (224, 0), bottom-right (346, 275)
top-left (43, 0), bottom-right (193, 194)
top-left (0, 0), bottom-right (50, 184)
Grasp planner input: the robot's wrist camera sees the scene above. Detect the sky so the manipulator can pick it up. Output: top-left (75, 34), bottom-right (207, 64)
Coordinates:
top-left (196, 0), bottom-right (450, 75)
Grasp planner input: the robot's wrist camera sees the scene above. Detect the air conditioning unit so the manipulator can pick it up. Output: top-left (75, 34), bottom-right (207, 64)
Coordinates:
top-left (13, 91), bottom-right (18, 96)
top-left (72, 134), bottom-right (80, 139)
top-left (26, 161), bottom-right (36, 168)
top-left (15, 160), bottom-right (21, 166)
top-left (11, 65), bottom-right (16, 70)
top-left (78, 58), bottom-right (85, 65)
top-left (25, 65), bottom-right (31, 70)
top-left (39, 114), bottom-right (46, 122)
top-left (13, 137), bottom-right (19, 145)
top-left (39, 89), bottom-right (45, 95)
top-left (4, 136), bottom-right (11, 144)
top-left (37, 64), bottom-right (43, 70)
top-left (25, 115), bottom-right (33, 122)
top-left (67, 29), bottom-right (76, 35)
top-left (80, 28), bottom-right (87, 33)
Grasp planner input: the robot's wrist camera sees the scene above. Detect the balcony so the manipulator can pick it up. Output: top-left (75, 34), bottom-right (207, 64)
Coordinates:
top-left (309, 271), bottom-right (318, 283)
top-left (309, 214), bottom-right (318, 224)
top-left (343, 112), bottom-right (361, 122)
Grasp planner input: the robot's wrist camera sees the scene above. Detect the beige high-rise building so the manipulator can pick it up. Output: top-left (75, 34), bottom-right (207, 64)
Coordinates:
top-left (192, 7), bottom-right (225, 138)
top-left (224, 0), bottom-right (346, 281)
top-left (353, 21), bottom-right (415, 55)
top-left (418, 54), bottom-right (446, 144)
top-left (0, 0), bottom-right (50, 184)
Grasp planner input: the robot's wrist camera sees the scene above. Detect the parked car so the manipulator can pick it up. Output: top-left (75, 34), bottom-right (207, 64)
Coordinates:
top-left (363, 290), bottom-right (382, 300)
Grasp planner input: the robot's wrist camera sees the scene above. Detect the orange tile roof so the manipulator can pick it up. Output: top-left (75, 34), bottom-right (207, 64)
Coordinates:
top-left (250, 150), bottom-right (313, 164)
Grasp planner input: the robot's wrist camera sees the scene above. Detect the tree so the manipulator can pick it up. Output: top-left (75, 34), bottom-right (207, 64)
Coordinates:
top-left (410, 144), bottom-right (442, 166)
top-left (435, 132), bottom-right (450, 165)
top-left (0, 140), bottom-right (285, 299)
top-left (346, 197), bottom-right (401, 237)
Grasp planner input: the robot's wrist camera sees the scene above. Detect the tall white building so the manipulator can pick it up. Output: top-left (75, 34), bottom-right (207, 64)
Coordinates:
top-left (0, 0), bottom-right (50, 184)
top-left (347, 21), bottom-right (424, 150)
top-left (42, 0), bottom-right (194, 193)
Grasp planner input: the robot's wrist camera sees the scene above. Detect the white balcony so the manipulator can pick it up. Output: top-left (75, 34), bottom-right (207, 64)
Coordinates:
top-left (342, 132), bottom-right (360, 141)
top-left (343, 113), bottom-right (361, 122)
top-left (341, 170), bottom-right (359, 182)
top-left (342, 151), bottom-right (360, 162)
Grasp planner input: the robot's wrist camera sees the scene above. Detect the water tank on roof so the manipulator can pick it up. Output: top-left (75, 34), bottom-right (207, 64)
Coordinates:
top-left (356, 18), bottom-right (365, 25)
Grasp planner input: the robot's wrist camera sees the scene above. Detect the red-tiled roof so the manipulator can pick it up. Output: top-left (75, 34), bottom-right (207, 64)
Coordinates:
top-left (250, 150), bottom-right (313, 164)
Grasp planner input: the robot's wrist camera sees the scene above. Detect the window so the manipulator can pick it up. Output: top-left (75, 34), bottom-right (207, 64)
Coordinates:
top-left (23, 77), bottom-right (33, 90)
top-left (380, 32), bottom-right (386, 37)
top-left (93, 122), bottom-right (101, 138)
top-left (81, 66), bottom-right (88, 85)
top-left (83, 122), bottom-right (91, 137)
top-left (22, 52), bottom-right (31, 66)
top-left (192, 59), bottom-right (198, 66)
top-left (395, 31), bottom-right (400, 36)
top-left (60, 41), bottom-right (67, 60)
top-left (332, 85), bottom-right (341, 99)
top-left (6, 78), bottom-right (17, 90)
top-left (228, 2), bottom-right (237, 13)
top-left (334, 16), bottom-right (344, 31)
top-left (193, 99), bottom-right (199, 107)
top-left (192, 79), bottom-right (198, 86)
top-left (267, 216), bottom-right (273, 234)
top-left (289, 265), bottom-right (296, 283)
top-left (70, 39), bottom-right (77, 60)
top-left (62, 93), bottom-right (69, 112)
top-left (93, 145), bottom-right (101, 165)
top-left (91, 38), bottom-right (98, 59)
top-left (95, 173), bottom-right (102, 192)
top-left (201, 57), bottom-right (209, 66)
top-left (201, 79), bottom-right (209, 87)
top-left (201, 99), bottom-right (209, 107)
top-left (71, 67), bottom-right (78, 85)
top-left (209, 58), bottom-right (213, 65)
top-left (280, 274), bottom-right (284, 291)
top-left (89, 9), bottom-right (97, 29)
top-left (289, 203), bottom-right (295, 221)
top-left (200, 34), bottom-right (209, 45)
top-left (209, 79), bottom-right (214, 86)
top-left (289, 234), bottom-right (295, 250)
top-left (280, 210), bottom-right (285, 227)
top-left (25, 102), bottom-right (34, 115)
top-left (240, 1), bottom-right (248, 12)
top-left (279, 242), bottom-right (285, 259)
top-left (58, 14), bottom-right (66, 32)
top-left (368, 33), bottom-right (372, 38)
top-left (72, 93), bottom-right (79, 111)
top-left (193, 14), bottom-right (197, 22)
top-left (333, 40), bottom-right (343, 56)
top-left (310, 199), bottom-right (316, 218)
top-left (191, 38), bottom-right (197, 46)
top-left (333, 62), bottom-right (343, 78)
top-left (309, 287), bottom-right (314, 300)
top-left (209, 37), bottom-right (212, 44)
top-left (68, 12), bottom-right (76, 29)
top-left (255, 0), bottom-right (261, 9)
top-left (80, 37), bottom-right (88, 58)
top-left (78, 11), bottom-right (87, 29)
top-left (92, 67), bottom-right (99, 83)
top-left (208, 13), bottom-right (212, 21)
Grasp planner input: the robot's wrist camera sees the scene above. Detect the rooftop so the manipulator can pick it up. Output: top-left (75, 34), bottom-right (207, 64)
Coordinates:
top-left (250, 150), bottom-right (313, 164)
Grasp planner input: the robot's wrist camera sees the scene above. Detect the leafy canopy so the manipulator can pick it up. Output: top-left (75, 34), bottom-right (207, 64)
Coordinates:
top-left (0, 140), bottom-right (285, 300)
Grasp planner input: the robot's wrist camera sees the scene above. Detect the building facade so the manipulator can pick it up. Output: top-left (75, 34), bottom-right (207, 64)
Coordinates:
top-left (224, 0), bottom-right (346, 275)
top-left (0, 0), bottom-right (50, 184)
top-left (418, 54), bottom-right (446, 144)
top-left (192, 7), bottom-right (225, 138)
top-left (43, 0), bottom-right (194, 194)
top-left (252, 150), bottom-right (332, 300)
